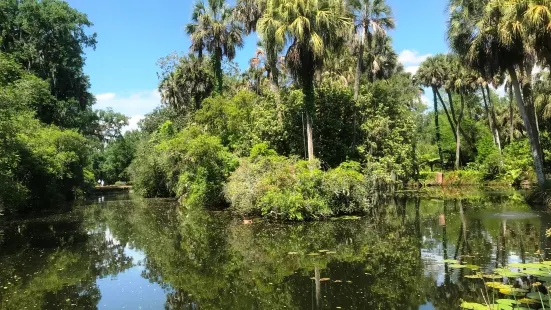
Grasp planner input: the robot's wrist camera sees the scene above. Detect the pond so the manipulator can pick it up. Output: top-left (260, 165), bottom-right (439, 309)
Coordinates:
top-left (0, 190), bottom-right (550, 309)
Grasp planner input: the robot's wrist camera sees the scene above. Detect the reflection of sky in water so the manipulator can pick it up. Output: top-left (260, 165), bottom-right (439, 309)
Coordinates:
top-left (97, 230), bottom-right (166, 309)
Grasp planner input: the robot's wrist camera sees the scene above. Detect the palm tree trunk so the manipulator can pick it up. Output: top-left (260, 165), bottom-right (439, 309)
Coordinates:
top-left (432, 85), bottom-right (444, 168)
top-left (436, 91), bottom-right (457, 140)
top-left (508, 66), bottom-right (546, 186)
top-left (366, 29), bottom-right (374, 83)
top-left (213, 50), bottom-right (223, 94)
top-left (486, 85), bottom-right (502, 153)
top-left (456, 92), bottom-right (465, 170)
top-left (509, 86), bottom-right (515, 143)
top-left (304, 78), bottom-right (315, 161)
top-left (354, 31), bottom-right (364, 101)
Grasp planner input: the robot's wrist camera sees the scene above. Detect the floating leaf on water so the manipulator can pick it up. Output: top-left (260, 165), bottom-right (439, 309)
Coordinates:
top-left (526, 292), bottom-right (550, 301)
top-left (443, 259), bottom-right (459, 264)
top-left (464, 275), bottom-right (483, 279)
top-left (508, 263), bottom-right (527, 268)
top-left (496, 270), bottom-right (526, 278)
top-left (449, 264), bottom-right (467, 269)
top-left (495, 299), bottom-right (520, 306)
top-left (318, 250), bottom-right (329, 253)
top-left (319, 278), bottom-right (330, 282)
top-left (536, 276), bottom-right (551, 282)
top-left (465, 265), bottom-right (480, 270)
top-left (459, 302), bottom-right (487, 310)
top-left (334, 280), bottom-right (342, 283)
top-left (517, 298), bottom-right (539, 305)
top-left (486, 282), bottom-right (511, 290)
top-left (459, 302), bottom-right (509, 310)
top-left (499, 288), bottom-right (528, 296)
top-left (542, 261), bottom-right (551, 265)
top-left (288, 252), bottom-right (299, 255)
top-left (524, 269), bottom-right (549, 277)
top-left (483, 274), bottom-right (503, 279)
top-left (307, 253), bottom-right (320, 256)
top-left (523, 263), bottom-right (546, 269)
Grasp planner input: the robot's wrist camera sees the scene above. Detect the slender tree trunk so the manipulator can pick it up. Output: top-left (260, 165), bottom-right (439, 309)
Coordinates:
top-left (213, 51), bottom-right (223, 94)
top-left (354, 30), bottom-right (364, 101)
top-left (481, 85), bottom-right (496, 144)
top-left (304, 78), bottom-right (315, 161)
top-left (437, 90), bottom-right (475, 148)
top-left (508, 67), bottom-right (546, 186)
top-left (432, 85), bottom-right (444, 168)
top-left (436, 91), bottom-right (457, 140)
top-left (486, 85), bottom-right (502, 153)
top-left (446, 90), bottom-right (457, 123)
top-left (509, 86), bottom-right (515, 143)
top-left (456, 92), bottom-right (465, 170)
top-left (366, 29), bottom-right (374, 83)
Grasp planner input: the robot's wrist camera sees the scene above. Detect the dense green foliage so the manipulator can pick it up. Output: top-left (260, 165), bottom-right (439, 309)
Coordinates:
top-left (225, 144), bottom-right (370, 220)
top-left (3, 0), bottom-right (551, 216)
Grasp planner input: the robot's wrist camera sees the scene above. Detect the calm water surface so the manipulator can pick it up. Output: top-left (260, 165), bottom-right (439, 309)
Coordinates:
top-left (0, 191), bottom-right (550, 309)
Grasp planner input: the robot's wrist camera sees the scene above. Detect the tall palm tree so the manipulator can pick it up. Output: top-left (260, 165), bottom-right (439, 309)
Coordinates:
top-left (186, 0), bottom-right (244, 94)
top-left (258, 0), bottom-right (352, 161)
top-left (448, 0), bottom-right (547, 185)
top-left (348, 0), bottom-right (395, 100)
top-left (416, 56), bottom-right (446, 167)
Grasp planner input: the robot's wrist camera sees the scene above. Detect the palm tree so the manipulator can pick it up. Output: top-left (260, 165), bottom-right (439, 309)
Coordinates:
top-left (348, 0), bottom-right (395, 100)
top-left (233, 0), bottom-right (267, 34)
top-left (369, 35), bottom-right (399, 81)
top-left (448, 0), bottom-right (547, 185)
top-left (186, 0), bottom-right (244, 94)
top-left (159, 55), bottom-right (214, 113)
top-left (416, 56), bottom-right (446, 167)
top-left (258, 0), bottom-right (352, 161)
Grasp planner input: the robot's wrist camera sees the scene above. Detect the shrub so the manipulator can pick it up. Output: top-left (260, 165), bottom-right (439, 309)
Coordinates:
top-left (225, 145), bottom-right (371, 221)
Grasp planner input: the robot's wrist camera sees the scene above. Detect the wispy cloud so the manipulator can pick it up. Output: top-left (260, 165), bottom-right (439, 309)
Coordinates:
top-left (398, 50), bottom-right (432, 74)
top-left (94, 90), bottom-right (161, 132)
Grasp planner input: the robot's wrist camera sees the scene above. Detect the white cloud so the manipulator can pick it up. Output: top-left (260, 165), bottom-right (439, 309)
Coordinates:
top-left (95, 92), bottom-right (116, 101)
top-left (93, 90), bottom-right (161, 119)
top-left (399, 50), bottom-right (432, 66)
top-left (405, 66), bottom-right (420, 75)
top-left (399, 50), bottom-right (432, 75)
top-left (123, 115), bottom-right (145, 132)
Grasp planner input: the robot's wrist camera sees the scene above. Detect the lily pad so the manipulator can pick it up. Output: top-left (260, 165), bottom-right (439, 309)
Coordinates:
top-left (486, 282), bottom-right (511, 289)
top-left (460, 302), bottom-right (511, 310)
top-left (449, 264), bottom-right (467, 269)
top-left (460, 302), bottom-right (488, 310)
top-left (318, 250), bottom-right (329, 253)
top-left (495, 299), bottom-right (520, 306)
top-left (483, 274), bottom-right (503, 279)
top-left (518, 298), bottom-right (539, 305)
top-left (526, 292), bottom-right (550, 301)
top-left (464, 274), bottom-right (483, 279)
top-left (307, 253), bottom-right (320, 256)
top-left (524, 269), bottom-right (550, 277)
top-left (288, 252), bottom-right (299, 255)
top-left (465, 265), bottom-right (480, 270)
top-left (499, 288), bottom-right (528, 296)
top-left (443, 259), bottom-right (459, 264)
top-left (496, 270), bottom-right (526, 278)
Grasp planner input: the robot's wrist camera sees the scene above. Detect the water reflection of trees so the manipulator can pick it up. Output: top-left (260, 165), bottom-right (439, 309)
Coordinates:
top-left (0, 210), bottom-right (133, 310)
top-left (0, 193), bottom-right (544, 310)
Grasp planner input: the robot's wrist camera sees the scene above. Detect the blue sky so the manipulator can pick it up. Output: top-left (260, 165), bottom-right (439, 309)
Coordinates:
top-left (67, 0), bottom-right (449, 129)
